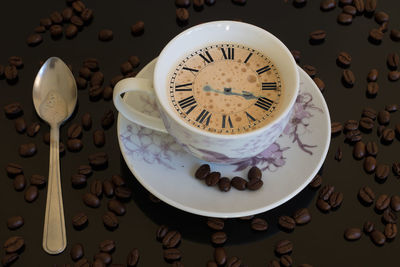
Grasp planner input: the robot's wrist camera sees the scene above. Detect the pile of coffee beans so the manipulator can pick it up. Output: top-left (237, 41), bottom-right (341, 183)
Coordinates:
top-left (156, 225), bottom-right (183, 264)
top-left (0, 56), bottom-right (23, 84)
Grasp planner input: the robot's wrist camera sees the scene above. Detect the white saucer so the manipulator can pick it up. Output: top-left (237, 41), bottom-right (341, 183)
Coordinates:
top-left (116, 58), bottom-right (331, 218)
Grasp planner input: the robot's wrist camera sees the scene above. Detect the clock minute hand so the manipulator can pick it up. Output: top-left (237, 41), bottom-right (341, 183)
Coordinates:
top-left (202, 85), bottom-right (259, 100)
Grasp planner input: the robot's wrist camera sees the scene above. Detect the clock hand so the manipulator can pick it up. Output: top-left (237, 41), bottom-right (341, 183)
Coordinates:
top-left (202, 85), bottom-right (260, 100)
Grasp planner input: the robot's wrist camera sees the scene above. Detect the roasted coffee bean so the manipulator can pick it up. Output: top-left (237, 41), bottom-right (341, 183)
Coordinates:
top-left (247, 179), bottom-right (263, 190)
top-left (67, 124), bottom-right (83, 139)
top-left (275, 239), bottom-right (293, 255)
top-left (94, 252), bottom-right (112, 265)
top-left (1, 253), bottom-right (18, 266)
top-left (231, 176), bottom-right (247, 190)
top-left (343, 5), bottom-right (357, 16)
top-left (81, 8), bottom-right (93, 22)
top-left (88, 152), bottom-right (108, 168)
top-left (337, 13), bottom-right (353, 24)
top-left (50, 11), bottom-right (63, 24)
top-left (26, 122), bottom-right (40, 137)
top-left (164, 248), bottom-right (181, 261)
top-left (248, 166), bottom-right (262, 181)
top-left (90, 180), bottom-right (103, 197)
top-left (79, 67), bottom-right (92, 80)
top-left (3, 236), bottom-right (24, 253)
top-left (93, 130), bottom-right (105, 147)
top-left (214, 247), bottom-right (227, 265)
top-left (267, 260), bottom-right (280, 267)
top-left (193, 0), bottom-right (205, 9)
top-left (4, 65), bottom-right (18, 81)
top-left (380, 22), bottom-right (388, 33)
top-left (369, 28), bottom-right (384, 43)
top-left (89, 85), bottom-right (104, 101)
top-left (316, 198), bottom-right (331, 212)
top-left (39, 17), bottom-right (52, 28)
top-left (353, 0), bottom-right (364, 13)
top-left (115, 186), bottom-right (132, 200)
top-left (382, 208), bottom-right (397, 224)
top-left (65, 24), bottom-right (78, 38)
top-left (385, 104), bottom-right (398, 112)
top-left (376, 194), bottom-right (390, 211)
top-left (162, 230), bottom-right (181, 248)
top-left (103, 180), bottom-right (114, 197)
top-left (364, 221), bottom-right (375, 234)
top-left (24, 185), bottom-right (38, 202)
top-left (72, 212), bottom-right (88, 228)
top-left (337, 52), bottom-right (352, 67)
top-left (359, 186), bottom-right (375, 204)
top-left (387, 53), bottom-right (399, 70)
top-left (211, 231), bottom-right (227, 245)
top-left (101, 110), bottom-right (114, 129)
top-left (205, 172), bottom-right (220, 186)
top-left (156, 225), bottom-right (169, 241)
top-left (103, 211), bottom-right (118, 229)
top-left (83, 58), bottom-right (99, 71)
top-left (71, 243), bottom-right (84, 261)
top-left (8, 56), bottom-right (23, 69)
top-left (67, 139), bottom-right (83, 152)
top-left (391, 29), bottom-right (400, 41)
top-left (131, 21), bottom-right (145, 36)
top-left (302, 65), bottom-right (317, 78)
top-left (103, 86), bottom-right (113, 100)
top-left (344, 228), bottom-right (362, 240)
top-left (98, 29), bottom-right (113, 41)
top-left (62, 7), bottom-right (73, 21)
top-left (78, 165), bottom-right (92, 177)
top-left (309, 174), bottom-right (322, 188)
top-left (365, 141), bottom-right (378, 156)
top-left (375, 11), bottom-right (389, 24)
top-left (388, 71), bottom-right (400, 81)
top-left (367, 69), bottom-right (378, 82)
top-left (364, 156), bottom-right (377, 173)
top-left (370, 230), bottom-right (386, 245)
top-left (99, 240), bottom-right (115, 253)
top-left (81, 113), bottom-right (92, 130)
top-left (320, 0), bottom-right (336, 11)
top-left (293, 208), bottom-right (311, 225)
top-left (127, 248), bottom-right (140, 266)
top-left (384, 223), bottom-right (397, 239)
top-left (195, 164), bottom-right (211, 180)
top-left (366, 82), bottom-right (379, 96)
top-left (278, 216), bottom-right (296, 230)
top-left (291, 50), bottom-right (301, 63)
top-left (382, 128), bottom-right (395, 143)
top-left (50, 24), bottom-right (63, 38)
top-left (251, 217), bottom-right (268, 231)
top-left (119, 61), bottom-right (133, 75)
top-left (71, 174), bottom-right (86, 188)
top-left (13, 174), bottom-right (26, 191)
top-left (335, 146), bottom-right (342, 161)
top-left (4, 103), bottom-right (23, 118)
top-left (359, 117), bottom-right (374, 131)
top-left (391, 195), bottom-right (400, 211)
top-left (218, 177), bottom-right (231, 192)
top-left (342, 69), bottom-right (355, 86)
top-left (313, 77), bottom-right (325, 91)
top-left (365, 0), bottom-right (377, 13)
top-left (377, 125), bottom-right (385, 136)
top-left (6, 163), bottom-right (23, 177)
top-left (378, 110), bottom-right (390, 125)
top-left (344, 120), bottom-right (358, 131)
top-left (93, 259), bottom-right (106, 267)
top-left (375, 164), bottom-right (390, 181)
top-left (91, 72), bottom-right (104, 86)
top-left (207, 217), bottom-right (224, 230)
top-left (7, 216), bottom-right (24, 230)
top-left (319, 185), bottom-right (335, 201)
top-left (75, 258), bottom-right (90, 267)
top-left (309, 30), bottom-right (326, 43)
top-left (83, 192), bottom-right (100, 208)
top-left (108, 199), bottom-right (126, 216)
top-left (331, 122), bottom-right (343, 134)
top-left (362, 107), bottom-right (377, 120)
top-left (329, 191), bottom-right (344, 208)
top-left (226, 256), bottom-right (242, 267)
top-left (176, 8), bottom-right (189, 22)
top-left (111, 174), bottom-right (125, 187)
top-left (27, 33), bottom-right (43, 46)
top-left (393, 163), bottom-right (400, 176)
top-left (72, 0), bottom-right (85, 12)
top-left (353, 142), bottom-right (366, 159)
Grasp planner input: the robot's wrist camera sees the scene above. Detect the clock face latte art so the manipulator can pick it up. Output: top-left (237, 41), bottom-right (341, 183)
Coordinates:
top-left (169, 43), bottom-right (283, 135)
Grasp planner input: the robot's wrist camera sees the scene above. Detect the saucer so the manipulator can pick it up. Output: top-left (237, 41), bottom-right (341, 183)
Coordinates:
top-left (116, 58), bottom-right (331, 218)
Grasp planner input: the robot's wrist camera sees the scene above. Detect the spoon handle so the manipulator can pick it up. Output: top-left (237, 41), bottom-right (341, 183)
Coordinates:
top-left (42, 125), bottom-right (66, 254)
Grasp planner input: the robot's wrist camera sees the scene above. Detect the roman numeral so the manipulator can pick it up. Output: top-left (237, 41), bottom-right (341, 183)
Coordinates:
top-left (175, 83), bottom-right (192, 92)
top-left (245, 112), bottom-right (256, 122)
top-left (244, 52), bottom-right (253, 63)
top-left (255, 97), bottom-right (274, 111)
top-left (178, 96), bottom-right (197, 112)
top-left (199, 51), bottom-right (214, 64)
top-left (182, 67), bottom-right (199, 75)
top-left (256, 65), bottom-right (271, 75)
top-left (262, 82), bottom-right (277, 90)
top-left (221, 47), bottom-right (234, 60)
top-left (196, 109), bottom-right (212, 125)
top-left (222, 115), bottom-right (233, 128)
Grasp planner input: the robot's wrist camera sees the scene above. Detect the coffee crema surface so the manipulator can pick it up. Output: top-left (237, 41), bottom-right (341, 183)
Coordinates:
top-left (169, 43), bottom-right (283, 135)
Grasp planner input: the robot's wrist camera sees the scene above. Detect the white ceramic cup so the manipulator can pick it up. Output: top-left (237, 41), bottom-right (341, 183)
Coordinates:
top-left (113, 21), bottom-right (299, 163)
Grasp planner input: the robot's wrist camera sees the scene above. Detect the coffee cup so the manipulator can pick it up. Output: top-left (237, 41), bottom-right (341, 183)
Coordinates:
top-left (113, 21), bottom-right (299, 163)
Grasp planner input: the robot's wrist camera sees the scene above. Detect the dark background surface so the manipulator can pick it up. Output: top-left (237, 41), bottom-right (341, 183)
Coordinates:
top-left (0, 0), bottom-right (400, 266)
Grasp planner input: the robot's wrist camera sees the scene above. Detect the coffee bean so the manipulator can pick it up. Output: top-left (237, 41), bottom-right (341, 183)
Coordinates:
top-left (79, 67), bottom-right (92, 80)
top-left (109, 175), bottom-right (124, 188)
top-left (26, 122), bottom-right (40, 137)
top-left (292, 208), bottom-right (311, 225)
top-left (309, 30), bottom-right (326, 44)
top-left (378, 125), bottom-right (386, 136)
top-left (61, 7), bottom-right (73, 21)
top-left (81, 8), bottom-right (93, 22)
top-left (8, 56), bottom-right (23, 69)
top-left (231, 176), bottom-right (247, 190)
top-left (359, 186), bottom-right (375, 204)
top-left (214, 247), bottom-right (227, 265)
top-left (156, 225), bottom-right (169, 241)
top-left (382, 128), bottom-right (395, 143)
top-left (24, 185), bottom-right (38, 202)
top-left (334, 146), bottom-right (342, 161)
top-left (375, 164), bottom-right (390, 181)
top-left (164, 248), bottom-right (181, 261)
top-left (131, 21), bottom-right (145, 36)
top-left (108, 199), bottom-right (126, 216)
top-left (91, 72), bottom-right (104, 87)
top-left (89, 85), bottom-right (104, 101)
top-left (102, 86), bottom-right (113, 100)
top-left (278, 216), bottom-right (296, 230)
top-left (247, 179), bottom-right (263, 190)
top-left (162, 230), bottom-right (181, 248)
top-left (353, 0), bottom-right (365, 13)
top-left (362, 107), bottom-right (377, 120)
top-left (81, 113), bottom-right (92, 130)
top-left (342, 69), bottom-right (355, 86)
top-left (316, 198), bottom-right (331, 212)
top-left (27, 33), bottom-right (43, 46)
top-left (364, 156), bottom-right (377, 173)
top-left (83, 192), bottom-right (100, 208)
top-left (99, 240), bottom-right (115, 253)
top-left (343, 5), bottom-right (357, 16)
top-left (365, 141), bottom-right (378, 157)
top-left (88, 152), bottom-right (108, 168)
top-left (320, 0), bottom-right (336, 11)
top-left (83, 58), bottom-right (99, 71)
top-left (6, 163), bottom-right (23, 177)
top-left (331, 122), bottom-right (343, 135)
top-left (375, 11), bottom-right (389, 24)
top-left (387, 53), bottom-right (399, 70)
top-left (67, 139), bottom-right (83, 152)
top-left (72, 212), bottom-right (88, 229)
top-left (302, 65), bottom-right (317, 78)
top-left (90, 180), bottom-right (103, 197)
top-left (194, 164), bottom-right (211, 181)
top-left (71, 173), bottom-right (86, 188)
top-left (384, 223), bottom-right (397, 239)
top-left (211, 231), bottom-right (227, 245)
top-left (376, 194), bottom-right (390, 211)
top-left (92, 130), bottom-right (106, 147)
top-left (329, 191), bottom-right (344, 208)
top-left (246, 166), bottom-right (262, 181)
top-left (71, 243), bottom-right (84, 261)
top-left (309, 174), bottom-right (322, 188)
top-left (78, 165), bottom-right (92, 177)
top-left (103, 180), bottom-right (114, 197)
top-left (50, 11), bottom-right (63, 24)
top-left (369, 28), bottom-right (384, 43)
top-left (218, 177), bottom-right (231, 192)
top-left (382, 208), bottom-right (397, 224)
top-left (312, 77), bottom-right (325, 91)
top-left (343, 120), bottom-right (358, 131)
top-left (3, 236), bottom-right (24, 253)
top-left (366, 82), bottom-right (379, 96)
top-left (72, 0), bottom-right (86, 12)
top-left (115, 186), bottom-right (132, 200)
top-left (94, 252), bottom-right (112, 265)
top-left (391, 29), bottom-right (400, 41)
top-left (344, 228), bottom-right (362, 240)
top-left (365, 0), bottom-right (377, 13)
top-left (75, 258), bottom-right (90, 267)
top-left (1, 253), bottom-right (18, 267)
top-left (390, 195), bottom-right (400, 211)
top-left (388, 71), bottom-right (400, 81)
top-left (101, 110), bottom-right (114, 129)
top-left (359, 117), bottom-right (374, 131)
top-left (319, 185), bottom-right (335, 201)
top-left (352, 141), bottom-right (365, 159)
top-left (385, 104), bottom-right (398, 112)
top-left (291, 50), bottom-right (301, 63)
top-left (103, 211), bottom-right (118, 229)
top-left (337, 52), bottom-right (352, 67)
top-left (67, 124), bottom-right (82, 139)
top-left (7, 216), bottom-right (24, 230)
top-left (193, 0), bottom-right (205, 9)
top-left (127, 248), bottom-right (140, 266)
top-left (226, 256), bottom-right (242, 267)
top-left (275, 239), bottom-right (293, 255)
top-left (267, 260), bottom-right (280, 267)
top-left (364, 221), bottom-right (375, 234)
top-left (207, 217), bottom-right (224, 230)
top-left (13, 174), bottom-right (26, 191)
top-left (337, 13), bottom-right (353, 24)
top-left (65, 24), bottom-right (78, 38)
top-left (251, 217), bottom-right (268, 231)
top-left (378, 110), bottom-right (390, 125)
top-left (4, 65), bottom-right (18, 81)
top-left (75, 75), bottom-right (86, 89)
top-left (176, 8), bottom-right (189, 22)
top-left (50, 25), bottom-right (63, 38)
top-left (39, 17), bottom-right (52, 28)
top-left (370, 230), bottom-right (386, 245)
top-left (98, 29), bottom-right (113, 41)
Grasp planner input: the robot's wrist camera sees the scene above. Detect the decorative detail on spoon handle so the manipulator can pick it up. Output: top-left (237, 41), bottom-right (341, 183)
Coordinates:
top-left (42, 126), bottom-right (67, 254)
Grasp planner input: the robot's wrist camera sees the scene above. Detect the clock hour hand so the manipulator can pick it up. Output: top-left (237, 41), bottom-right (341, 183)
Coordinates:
top-left (202, 85), bottom-right (259, 100)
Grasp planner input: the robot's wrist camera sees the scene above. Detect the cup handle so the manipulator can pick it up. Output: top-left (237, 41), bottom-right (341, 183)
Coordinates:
top-left (113, 78), bottom-right (168, 133)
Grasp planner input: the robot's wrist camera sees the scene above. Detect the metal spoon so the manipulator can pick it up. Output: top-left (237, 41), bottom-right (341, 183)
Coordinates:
top-left (32, 57), bottom-right (77, 254)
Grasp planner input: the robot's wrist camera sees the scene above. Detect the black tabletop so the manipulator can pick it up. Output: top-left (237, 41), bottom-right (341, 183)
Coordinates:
top-left (1, 0), bottom-right (400, 266)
